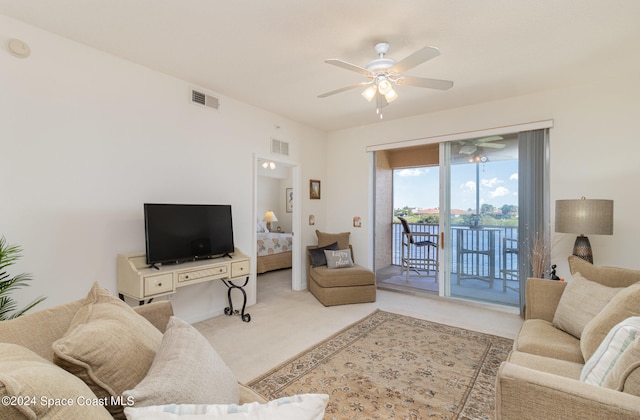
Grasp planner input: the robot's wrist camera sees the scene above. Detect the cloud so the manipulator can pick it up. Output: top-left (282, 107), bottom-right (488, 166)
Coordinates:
top-left (396, 168), bottom-right (429, 177)
top-left (510, 173), bottom-right (518, 181)
top-left (481, 177), bottom-right (502, 187)
top-left (461, 180), bottom-right (476, 193)
top-left (489, 186), bottom-right (510, 198)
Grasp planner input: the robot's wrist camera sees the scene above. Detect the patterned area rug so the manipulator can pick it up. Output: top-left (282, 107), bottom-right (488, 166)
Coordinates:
top-left (248, 310), bottom-right (513, 419)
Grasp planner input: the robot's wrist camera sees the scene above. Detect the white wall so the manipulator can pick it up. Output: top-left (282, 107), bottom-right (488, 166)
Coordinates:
top-left (326, 78), bottom-right (640, 279)
top-left (1, 15), bottom-right (327, 322)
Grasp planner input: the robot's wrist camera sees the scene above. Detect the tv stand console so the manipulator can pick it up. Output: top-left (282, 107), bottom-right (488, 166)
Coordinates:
top-left (117, 248), bottom-right (252, 322)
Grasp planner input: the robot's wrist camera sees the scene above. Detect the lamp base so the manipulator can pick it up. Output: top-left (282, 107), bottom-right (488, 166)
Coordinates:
top-left (573, 235), bottom-right (593, 264)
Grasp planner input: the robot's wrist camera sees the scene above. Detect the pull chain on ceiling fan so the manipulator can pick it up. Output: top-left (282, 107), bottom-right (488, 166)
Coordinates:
top-left (318, 42), bottom-right (454, 119)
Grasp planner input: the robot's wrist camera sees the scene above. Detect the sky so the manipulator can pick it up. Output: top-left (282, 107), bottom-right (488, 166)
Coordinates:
top-left (393, 159), bottom-right (519, 212)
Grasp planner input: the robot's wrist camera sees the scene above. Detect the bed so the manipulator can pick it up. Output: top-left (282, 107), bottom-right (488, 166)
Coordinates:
top-left (256, 231), bottom-right (293, 274)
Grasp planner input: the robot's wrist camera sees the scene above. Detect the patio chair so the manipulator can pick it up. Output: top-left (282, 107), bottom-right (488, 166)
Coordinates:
top-left (501, 237), bottom-right (519, 292)
top-left (398, 217), bottom-right (439, 281)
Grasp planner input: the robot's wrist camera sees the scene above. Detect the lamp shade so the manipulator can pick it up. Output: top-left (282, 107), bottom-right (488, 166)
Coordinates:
top-left (555, 198), bottom-right (613, 235)
top-left (263, 210), bottom-right (278, 223)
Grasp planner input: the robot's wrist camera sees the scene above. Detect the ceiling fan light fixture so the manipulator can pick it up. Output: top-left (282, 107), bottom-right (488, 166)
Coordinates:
top-left (377, 78), bottom-right (393, 95)
top-left (361, 85), bottom-right (377, 102)
top-left (384, 88), bottom-right (398, 103)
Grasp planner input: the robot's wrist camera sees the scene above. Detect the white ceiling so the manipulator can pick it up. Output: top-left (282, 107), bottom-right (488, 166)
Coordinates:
top-left (1, 0), bottom-right (639, 132)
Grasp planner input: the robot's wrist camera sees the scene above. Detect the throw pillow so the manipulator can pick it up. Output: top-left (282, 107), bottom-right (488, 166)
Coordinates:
top-left (52, 282), bottom-right (163, 419)
top-left (552, 272), bottom-right (623, 339)
top-left (315, 230), bottom-right (350, 250)
top-left (0, 343), bottom-right (112, 420)
top-left (581, 281), bottom-right (640, 361)
top-left (581, 316), bottom-right (640, 394)
top-left (308, 242), bottom-right (339, 267)
top-left (124, 394), bottom-right (329, 420)
top-left (569, 255), bottom-right (640, 288)
top-left (123, 316), bottom-right (239, 407)
top-left (324, 249), bottom-right (354, 269)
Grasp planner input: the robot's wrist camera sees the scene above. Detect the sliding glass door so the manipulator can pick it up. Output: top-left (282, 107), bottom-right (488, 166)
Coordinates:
top-left (442, 135), bottom-right (520, 307)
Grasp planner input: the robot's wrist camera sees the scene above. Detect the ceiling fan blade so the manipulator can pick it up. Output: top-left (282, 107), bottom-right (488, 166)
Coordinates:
top-left (390, 46), bottom-right (441, 74)
top-left (395, 76), bottom-right (453, 90)
top-left (317, 82), bottom-right (370, 98)
top-left (477, 142), bottom-right (505, 149)
top-left (476, 136), bottom-right (504, 143)
top-left (459, 145), bottom-right (477, 154)
top-left (325, 59), bottom-right (371, 76)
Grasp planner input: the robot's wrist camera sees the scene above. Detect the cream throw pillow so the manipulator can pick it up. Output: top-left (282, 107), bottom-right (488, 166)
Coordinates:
top-left (0, 343), bottom-right (112, 420)
top-left (581, 282), bottom-right (640, 361)
top-left (52, 282), bottom-right (162, 419)
top-left (123, 316), bottom-right (239, 407)
top-left (124, 394), bottom-right (329, 420)
top-left (552, 272), bottom-right (623, 339)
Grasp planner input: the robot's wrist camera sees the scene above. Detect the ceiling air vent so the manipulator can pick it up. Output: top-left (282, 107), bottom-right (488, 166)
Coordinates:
top-left (191, 89), bottom-right (219, 110)
top-left (271, 138), bottom-right (289, 156)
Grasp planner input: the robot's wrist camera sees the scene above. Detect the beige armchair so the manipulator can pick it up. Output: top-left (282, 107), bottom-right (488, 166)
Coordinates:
top-left (306, 231), bottom-right (376, 306)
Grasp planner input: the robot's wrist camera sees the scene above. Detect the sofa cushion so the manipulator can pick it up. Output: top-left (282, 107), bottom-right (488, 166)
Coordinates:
top-left (0, 343), bottom-right (112, 420)
top-left (308, 242), bottom-right (339, 267)
top-left (514, 319), bottom-right (584, 363)
top-left (315, 230), bottom-right (350, 250)
top-left (569, 256), bottom-right (640, 288)
top-left (581, 282), bottom-right (640, 361)
top-left (310, 265), bottom-right (376, 288)
top-left (123, 316), bottom-right (239, 407)
top-left (124, 394), bottom-right (329, 420)
top-left (581, 316), bottom-right (640, 395)
top-left (552, 272), bottom-right (623, 339)
top-left (324, 249), bottom-right (354, 269)
top-left (507, 350), bottom-right (583, 380)
top-left (52, 282), bottom-right (162, 419)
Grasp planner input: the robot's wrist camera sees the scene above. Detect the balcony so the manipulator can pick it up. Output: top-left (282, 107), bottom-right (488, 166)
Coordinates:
top-left (377, 222), bottom-right (519, 306)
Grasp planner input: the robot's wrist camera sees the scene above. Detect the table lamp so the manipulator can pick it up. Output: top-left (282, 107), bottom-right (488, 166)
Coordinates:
top-left (263, 210), bottom-right (278, 232)
top-left (555, 197), bottom-right (613, 263)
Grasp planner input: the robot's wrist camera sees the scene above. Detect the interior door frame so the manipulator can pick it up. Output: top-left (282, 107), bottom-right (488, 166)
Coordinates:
top-left (253, 154), bottom-right (302, 291)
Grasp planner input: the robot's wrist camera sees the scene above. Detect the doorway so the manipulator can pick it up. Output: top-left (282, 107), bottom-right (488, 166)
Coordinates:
top-left (254, 155), bottom-right (302, 291)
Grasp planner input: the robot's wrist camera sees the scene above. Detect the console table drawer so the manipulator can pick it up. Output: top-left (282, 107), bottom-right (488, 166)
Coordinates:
top-left (231, 260), bottom-right (250, 278)
top-left (177, 265), bottom-right (227, 283)
top-left (144, 273), bottom-right (173, 296)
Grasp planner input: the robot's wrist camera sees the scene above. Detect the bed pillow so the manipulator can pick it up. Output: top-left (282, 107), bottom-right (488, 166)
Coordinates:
top-left (324, 249), bottom-right (354, 269)
top-left (0, 343), bottom-right (112, 420)
top-left (124, 394), bottom-right (329, 420)
top-left (308, 242), bottom-right (339, 267)
top-left (123, 316), bottom-right (239, 407)
top-left (552, 272), bottom-right (623, 339)
top-left (256, 221), bottom-right (268, 233)
top-left (52, 282), bottom-right (163, 418)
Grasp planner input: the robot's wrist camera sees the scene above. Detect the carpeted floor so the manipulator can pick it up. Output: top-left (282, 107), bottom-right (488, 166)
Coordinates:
top-left (248, 309), bottom-right (513, 419)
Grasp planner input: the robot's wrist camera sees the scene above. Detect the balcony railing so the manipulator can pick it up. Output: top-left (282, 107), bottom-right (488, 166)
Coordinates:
top-left (392, 222), bottom-right (518, 280)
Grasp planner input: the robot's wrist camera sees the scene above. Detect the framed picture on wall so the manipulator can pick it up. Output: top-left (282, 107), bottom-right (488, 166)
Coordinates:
top-left (286, 188), bottom-right (293, 212)
top-left (310, 180), bottom-right (321, 199)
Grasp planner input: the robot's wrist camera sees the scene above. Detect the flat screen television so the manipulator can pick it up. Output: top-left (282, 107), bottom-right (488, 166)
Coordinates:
top-left (144, 203), bottom-right (235, 265)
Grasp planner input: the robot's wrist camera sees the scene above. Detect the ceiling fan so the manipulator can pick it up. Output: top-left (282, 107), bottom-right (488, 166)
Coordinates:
top-left (458, 136), bottom-right (506, 155)
top-left (318, 42), bottom-right (454, 118)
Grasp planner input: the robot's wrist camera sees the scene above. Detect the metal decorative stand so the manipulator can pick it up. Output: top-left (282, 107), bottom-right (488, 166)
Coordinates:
top-left (222, 277), bottom-right (251, 322)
